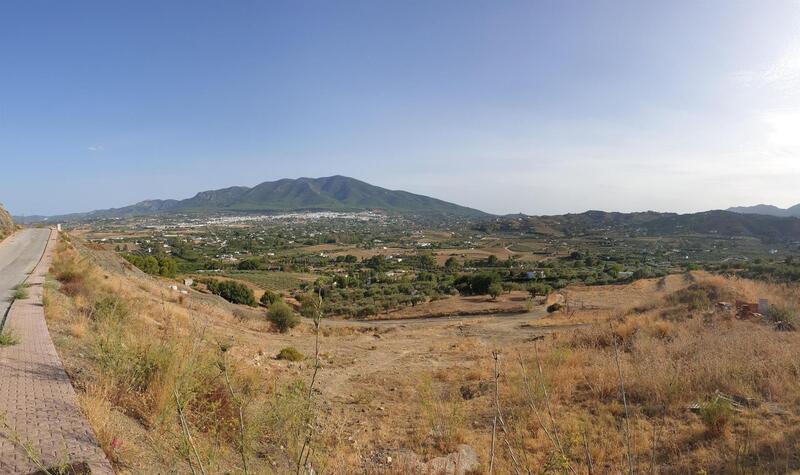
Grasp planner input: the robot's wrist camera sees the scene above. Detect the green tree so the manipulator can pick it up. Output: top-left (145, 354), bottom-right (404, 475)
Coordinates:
top-left (268, 302), bottom-right (299, 333)
top-left (444, 256), bottom-right (461, 272)
top-left (365, 255), bottom-right (387, 271)
top-left (527, 283), bottom-right (552, 299)
top-left (141, 256), bottom-right (160, 275)
top-left (237, 258), bottom-right (260, 270)
top-left (158, 257), bottom-right (178, 278)
top-left (298, 292), bottom-right (323, 318)
top-left (454, 272), bottom-right (500, 295)
top-left (260, 290), bottom-right (280, 307)
top-left (205, 279), bottom-right (257, 306)
top-left (488, 282), bottom-right (502, 300)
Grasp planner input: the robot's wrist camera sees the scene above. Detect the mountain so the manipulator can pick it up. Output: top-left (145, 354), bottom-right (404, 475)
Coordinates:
top-left (40, 176), bottom-right (489, 220)
top-left (0, 204), bottom-right (15, 239)
top-left (481, 210), bottom-right (800, 243)
top-left (727, 203), bottom-right (800, 218)
top-left (642, 210), bottom-right (800, 241)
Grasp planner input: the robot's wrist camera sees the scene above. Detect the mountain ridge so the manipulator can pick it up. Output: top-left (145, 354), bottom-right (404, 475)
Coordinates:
top-left (727, 203), bottom-right (800, 217)
top-left (480, 209), bottom-right (800, 243)
top-left (22, 176), bottom-right (489, 221)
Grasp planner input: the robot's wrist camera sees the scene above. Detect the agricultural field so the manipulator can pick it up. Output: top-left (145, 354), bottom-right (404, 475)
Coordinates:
top-left (71, 211), bottom-right (800, 321)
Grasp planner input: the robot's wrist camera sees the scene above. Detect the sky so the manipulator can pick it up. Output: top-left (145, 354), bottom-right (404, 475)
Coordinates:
top-left (2, 0), bottom-right (800, 216)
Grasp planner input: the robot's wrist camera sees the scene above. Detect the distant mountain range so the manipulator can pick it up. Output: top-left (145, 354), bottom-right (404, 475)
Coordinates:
top-left (13, 177), bottom-right (800, 243)
top-left (482, 209), bottom-right (800, 243)
top-left (20, 176), bottom-right (489, 221)
top-left (727, 203), bottom-right (800, 218)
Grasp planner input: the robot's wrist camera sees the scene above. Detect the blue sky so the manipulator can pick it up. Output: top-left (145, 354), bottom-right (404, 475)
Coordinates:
top-left (2, 1), bottom-right (800, 216)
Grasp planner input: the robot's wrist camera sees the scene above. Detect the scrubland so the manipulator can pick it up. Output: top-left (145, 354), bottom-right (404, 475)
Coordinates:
top-left (44, 234), bottom-right (800, 474)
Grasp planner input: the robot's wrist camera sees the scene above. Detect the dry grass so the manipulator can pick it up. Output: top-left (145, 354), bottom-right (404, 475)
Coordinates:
top-left (42, 236), bottom-right (800, 473)
top-left (44, 236), bottom-right (322, 473)
top-left (452, 273), bottom-right (800, 473)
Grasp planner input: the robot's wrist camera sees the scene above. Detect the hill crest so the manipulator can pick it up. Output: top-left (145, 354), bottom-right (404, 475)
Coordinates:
top-left (728, 203), bottom-right (800, 217)
top-left (40, 176), bottom-right (489, 220)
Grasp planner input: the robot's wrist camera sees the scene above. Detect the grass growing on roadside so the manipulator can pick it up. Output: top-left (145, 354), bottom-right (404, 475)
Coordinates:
top-left (0, 329), bottom-right (19, 346)
top-left (9, 283), bottom-right (29, 301)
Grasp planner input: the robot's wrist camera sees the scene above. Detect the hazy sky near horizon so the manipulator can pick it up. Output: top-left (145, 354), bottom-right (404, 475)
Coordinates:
top-left (2, 1), bottom-right (800, 216)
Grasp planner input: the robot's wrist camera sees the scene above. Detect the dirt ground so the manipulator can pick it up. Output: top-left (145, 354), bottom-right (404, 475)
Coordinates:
top-left (174, 272), bottom-right (689, 467)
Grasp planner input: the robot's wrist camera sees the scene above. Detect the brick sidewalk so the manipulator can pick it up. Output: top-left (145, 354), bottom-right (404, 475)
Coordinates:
top-left (0, 230), bottom-right (114, 474)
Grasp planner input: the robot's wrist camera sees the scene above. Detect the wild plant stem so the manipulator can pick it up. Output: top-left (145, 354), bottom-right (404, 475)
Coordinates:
top-left (522, 348), bottom-right (577, 475)
top-left (611, 322), bottom-right (634, 475)
top-left (490, 351), bottom-right (523, 475)
top-left (174, 389), bottom-right (206, 475)
top-left (583, 426), bottom-right (594, 475)
top-left (0, 414), bottom-right (54, 475)
top-left (222, 352), bottom-right (249, 475)
top-left (296, 288), bottom-right (323, 474)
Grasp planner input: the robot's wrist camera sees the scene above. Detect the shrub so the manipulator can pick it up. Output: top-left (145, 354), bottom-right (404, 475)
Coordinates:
top-left (123, 254), bottom-right (178, 278)
top-left (92, 295), bottom-right (130, 324)
top-left (268, 302), bottom-right (299, 333)
top-left (768, 303), bottom-right (797, 325)
top-left (665, 283), bottom-right (729, 311)
top-left (11, 283), bottom-right (29, 301)
top-left (699, 396), bottom-right (733, 437)
top-left (527, 282), bottom-right (552, 299)
top-left (298, 292), bottom-right (323, 318)
top-left (52, 252), bottom-right (88, 296)
top-left (0, 329), bottom-right (19, 346)
top-left (55, 269), bottom-right (83, 284)
top-left (237, 259), bottom-right (260, 270)
top-left (260, 290), bottom-right (280, 307)
top-left (488, 282), bottom-right (502, 300)
top-left (649, 320), bottom-right (674, 340)
top-left (276, 347), bottom-right (304, 361)
top-left (158, 257), bottom-right (178, 278)
top-left (453, 272), bottom-right (501, 296)
top-left (205, 279), bottom-right (257, 307)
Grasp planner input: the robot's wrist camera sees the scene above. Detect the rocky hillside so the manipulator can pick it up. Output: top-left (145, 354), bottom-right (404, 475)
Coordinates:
top-left (0, 204), bottom-right (14, 239)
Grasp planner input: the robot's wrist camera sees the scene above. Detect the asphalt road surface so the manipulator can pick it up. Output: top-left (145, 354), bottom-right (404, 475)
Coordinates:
top-left (0, 228), bottom-right (50, 319)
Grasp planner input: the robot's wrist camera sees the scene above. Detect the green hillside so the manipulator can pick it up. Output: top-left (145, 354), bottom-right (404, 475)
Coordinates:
top-left (51, 176), bottom-right (489, 219)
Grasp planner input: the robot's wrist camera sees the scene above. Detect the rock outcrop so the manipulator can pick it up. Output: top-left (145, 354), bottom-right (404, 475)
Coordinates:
top-left (393, 444), bottom-right (481, 475)
top-left (0, 204), bottom-right (15, 239)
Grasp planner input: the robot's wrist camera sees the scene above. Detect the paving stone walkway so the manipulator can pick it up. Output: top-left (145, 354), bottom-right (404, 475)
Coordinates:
top-left (0, 230), bottom-right (114, 474)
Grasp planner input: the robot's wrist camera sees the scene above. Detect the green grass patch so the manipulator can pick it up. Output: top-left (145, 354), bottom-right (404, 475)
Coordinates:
top-left (276, 346), bottom-right (304, 361)
top-left (9, 283), bottom-right (29, 301)
top-left (0, 329), bottom-right (19, 346)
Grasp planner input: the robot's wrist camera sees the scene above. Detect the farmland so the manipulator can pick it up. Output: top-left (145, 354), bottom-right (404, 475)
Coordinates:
top-left (70, 210), bottom-right (800, 320)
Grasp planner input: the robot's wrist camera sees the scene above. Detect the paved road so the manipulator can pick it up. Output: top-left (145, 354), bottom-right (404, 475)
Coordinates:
top-left (0, 228), bottom-right (50, 320)
top-left (0, 229), bottom-right (115, 474)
